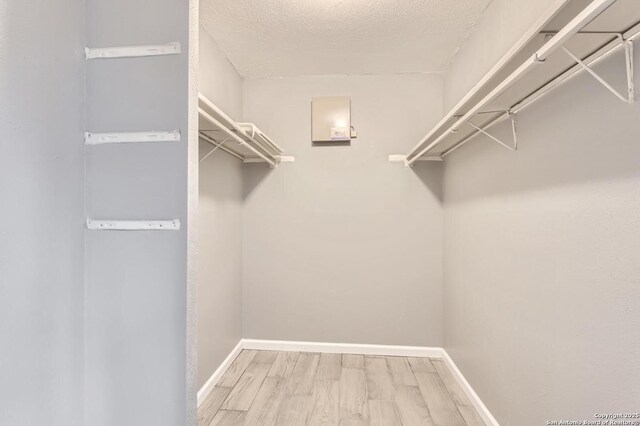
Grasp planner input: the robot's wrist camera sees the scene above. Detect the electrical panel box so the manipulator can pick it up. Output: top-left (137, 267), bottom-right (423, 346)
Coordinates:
top-left (311, 96), bottom-right (351, 142)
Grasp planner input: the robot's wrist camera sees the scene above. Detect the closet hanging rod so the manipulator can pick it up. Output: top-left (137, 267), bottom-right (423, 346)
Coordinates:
top-left (199, 133), bottom-right (244, 161)
top-left (396, 0), bottom-right (637, 164)
top-left (199, 108), bottom-right (277, 167)
top-left (442, 113), bottom-right (509, 158)
top-left (441, 20), bottom-right (640, 158)
top-left (199, 94), bottom-right (254, 144)
top-left (235, 124), bottom-right (278, 157)
top-left (535, 0), bottom-right (617, 63)
top-left (198, 93), bottom-right (293, 166)
top-left (399, 2), bottom-right (568, 161)
top-left (237, 123), bottom-right (285, 155)
top-left (405, 0), bottom-right (618, 165)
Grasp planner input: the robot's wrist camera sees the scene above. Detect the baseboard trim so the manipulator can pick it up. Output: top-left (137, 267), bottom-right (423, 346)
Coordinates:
top-left (441, 350), bottom-right (499, 426)
top-left (197, 339), bottom-right (244, 407)
top-left (242, 339), bottom-right (445, 358)
top-left (197, 339), bottom-right (498, 425)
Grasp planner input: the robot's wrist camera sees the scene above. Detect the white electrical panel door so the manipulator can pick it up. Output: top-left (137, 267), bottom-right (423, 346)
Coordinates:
top-left (312, 96), bottom-right (351, 142)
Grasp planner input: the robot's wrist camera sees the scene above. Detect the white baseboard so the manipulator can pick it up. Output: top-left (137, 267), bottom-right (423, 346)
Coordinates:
top-left (197, 339), bottom-right (498, 425)
top-left (197, 339), bottom-right (244, 406)
top-left (242, 339), bottom-right (444, 358)
top-left (441, 350), bottom-right (499, 426)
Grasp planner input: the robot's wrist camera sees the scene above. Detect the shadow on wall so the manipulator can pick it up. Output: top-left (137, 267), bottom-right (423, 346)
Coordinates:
top-left (241, 155), bottom-right (445, 203)
top-left (312, 141), bottom-right (351, 147)
top-left (242, 162), bottom-right (272, 200)
top-left (199, 140), bottom-right (247, 202)
top-left (444, 48), bottom-right (640, 204)
top-left (411, 162), bottom-right (444, 203)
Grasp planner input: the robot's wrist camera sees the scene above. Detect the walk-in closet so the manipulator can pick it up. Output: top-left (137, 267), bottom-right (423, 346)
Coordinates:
top-left (2, 0), bottom-right (639, 425)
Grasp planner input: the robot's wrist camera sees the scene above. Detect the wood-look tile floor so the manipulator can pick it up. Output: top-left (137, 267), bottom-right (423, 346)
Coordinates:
top-left (198, 350), bottom-right (485, 426)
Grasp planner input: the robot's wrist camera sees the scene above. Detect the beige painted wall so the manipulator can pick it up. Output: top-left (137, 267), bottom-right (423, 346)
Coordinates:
top-left (444, 0), bottom-right (566, 110)
top-left (443, 46), bottom-right (640, 424)
top-left (84, 0), bottom-right (193, 423)
top-left (197, 28), bottom-right (244, 389)
top-left (0, 1), bottom-right (84, 424)
top-left (242, 74), bottom-right (445, 346)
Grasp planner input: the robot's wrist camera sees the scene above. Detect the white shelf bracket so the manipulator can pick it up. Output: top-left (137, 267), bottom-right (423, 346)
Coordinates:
top-left (561, 43), bottom-right (634, 104)
top-left (388, 154), bottom-right (442, 165)
top-left (388, 155), bottom-right (412, 167)
top-left (86, 220), bottom-right (180, 231)
top-left (198, 106), bottom-right (278, 167)
top-left (199, 132), bottom-right (244, 162)
top-left (85, 42), bottom-right (181, 59)
top-left (534, 53), bottom-right (546, 63)
top-left (242, 156), bottom-right (279, 168)
top-left (466, 113), bottom-right (518, 152)
top-left (200, 136), bottom-right (230, 163)
top-left (624, 40), bottom-right (635, 104)
top-left (85, 130), bottom-right (180, 145)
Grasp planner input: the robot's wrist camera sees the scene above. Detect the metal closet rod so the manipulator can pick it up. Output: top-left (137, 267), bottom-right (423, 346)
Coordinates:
top-left (198, 93), bottom-right (280, 165)
top-left (198, 107), bottom-right (277, 167)
top-left (199, 132), bottom-right (243, 161)
top-left (406, 0), bottom-right (619, 165)
top-left (198, 94), bottom-right (260, 147)
top-left (237, 122), bottom-right (285, 155)
top-left (441, 22), bottom-right (640, 158)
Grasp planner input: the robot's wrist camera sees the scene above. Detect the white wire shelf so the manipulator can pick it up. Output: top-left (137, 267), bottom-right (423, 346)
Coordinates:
top-left (198, 94), bottom-right (291, 167)
top-left (395, 0), bottom-right (640, 164)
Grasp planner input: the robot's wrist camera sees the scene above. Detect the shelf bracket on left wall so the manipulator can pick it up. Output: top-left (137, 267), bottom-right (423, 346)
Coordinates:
top-left (84, 42), bottom-right (181, 59)
top-left (86, 220), bottom-right (181, 231)
top-left (200, 136), bottom-right (231, 163)
top-left (85, 131), bottom-right (181, 145)
top-left (465, 113), bottom-right (518, 152)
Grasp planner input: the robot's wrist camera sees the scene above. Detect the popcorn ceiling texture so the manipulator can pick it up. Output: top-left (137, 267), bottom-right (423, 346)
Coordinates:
top-left (201, 0), bottom-right (491, 78)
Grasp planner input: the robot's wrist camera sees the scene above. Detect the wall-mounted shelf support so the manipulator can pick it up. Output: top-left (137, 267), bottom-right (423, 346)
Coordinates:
top-left (199, 108), bottom-right (277, 167)
top-left (199, 133), bottom-right (244, 161)
top-left (85, 42), bottom-right (181, 59)
top-left (85, 131), bottom-right (180, 145)
top-left (276, 156), bottom-right (296, 163)
top-left (388, 154), bottom-right (443, 166)
top-left (397, 0), bottom-right (640, 163)
top-left (561, 41), bottom-right (634, 104)
top-left (243, 155), bottom-right (296, 164)
top-left (86, 220), bottom-right (180, 231)
top-left (237, 123), bottom-right (285, 156)
top-left (200, 137), bottom-right (231, 163)
top-left (198, 93), bottom-right (294, 167)
top-left (466, 113), bottom-right (518, 152)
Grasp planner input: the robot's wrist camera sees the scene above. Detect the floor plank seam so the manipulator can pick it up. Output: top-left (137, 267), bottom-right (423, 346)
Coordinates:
top-left (199, 350), bottom-right (484, 426)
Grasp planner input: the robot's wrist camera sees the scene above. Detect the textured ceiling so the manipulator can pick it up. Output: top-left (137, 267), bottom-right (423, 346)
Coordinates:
top-left (201, 0), bottom-right (492, 78)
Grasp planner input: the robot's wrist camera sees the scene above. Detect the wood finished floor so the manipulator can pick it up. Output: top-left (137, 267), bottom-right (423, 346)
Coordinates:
top-left (198, 350), bottom-right (485, 426)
